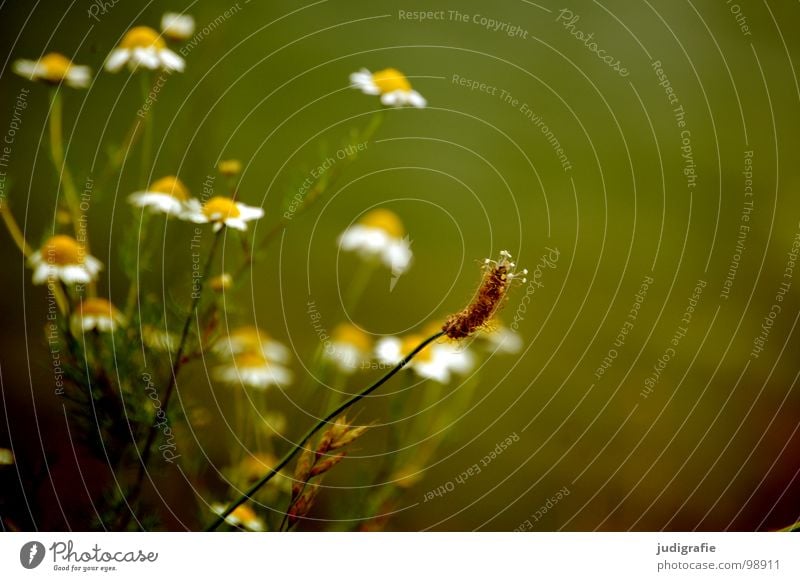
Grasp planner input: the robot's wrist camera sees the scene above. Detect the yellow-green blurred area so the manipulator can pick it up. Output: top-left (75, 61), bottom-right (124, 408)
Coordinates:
top-left (1, 0), bottom-right (799, 531)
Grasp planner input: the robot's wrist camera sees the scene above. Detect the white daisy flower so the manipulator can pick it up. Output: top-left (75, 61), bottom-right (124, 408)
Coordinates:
top-left (324, 323), bottom-right (373, 374)
top-left (12, 53), bottom-right (91, 88)
top-left (214, 351), bottom-right (293, 390)
top-left (128, 175), bottom-right (192, 217)
top-left (184, 196), bottom-right (264, 232)
top-left (214, 326), bottom-right (291, 364)
top-left (161, 12), bottom-right (195, 41)
top-left (73, 298), bottom-right (125, 333)
top-left (376, 333), bottom-right (473, 384)
top-left (476, 324), bottom-right (523, 355)
top-left (210, 503), bottom-right (264, 532)
top-left (338, 208), bottom-right (412, 274)
top-left (105, 26), bottom-right (185, 73)
top-left (350, 67), bottom-right (426, 108)
top-left (28, 235), bottom-right (103, 286)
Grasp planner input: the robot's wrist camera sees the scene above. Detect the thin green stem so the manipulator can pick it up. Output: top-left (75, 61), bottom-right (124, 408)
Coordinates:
top-left (120, 228), bottom-right (223, 527)
top-left (48, 90), bottom-right (82, 240)
top-left (139, 73), bottom-right (153, 187)
top-left (206, 330), bottom-right (445, 531)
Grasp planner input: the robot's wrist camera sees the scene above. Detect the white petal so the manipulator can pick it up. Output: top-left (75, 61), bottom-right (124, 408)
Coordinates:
top-left (104, 49), bottom-right (130, 72)
top-left (408, 90), bottom-right (427, 108)
top-left (162, 13), bottom-right (195, 39)
top-left (12, 59), bottom-right (39, 80)
top-left (159, 49), bottom-right (185, 72)
top-left (60, 265), bottom-right (92, 284)
top-left (384, 238), bottom-right (412, 273)
top-left (224, 218), bottom-right (248, 231)
top-left (380, 91), bottom-right (403, 106)
top-left (375, 337), bottom-right (403, 365)
top-left (131, 48), bottom-right (160, 70)
top-left (66, 66), bottom-right (92, 88)
top-left (236, 203), bottom-right (264, 221)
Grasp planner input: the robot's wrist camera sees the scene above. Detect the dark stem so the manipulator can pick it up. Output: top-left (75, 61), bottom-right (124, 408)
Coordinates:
top-left (206, 330), bottom-right (445, 531)
top-left (120, 229), bottom-right (222, 527)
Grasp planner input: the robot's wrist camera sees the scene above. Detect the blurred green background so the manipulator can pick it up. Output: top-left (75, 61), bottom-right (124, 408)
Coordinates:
top-left (1, 0), bottom-right (799, 531)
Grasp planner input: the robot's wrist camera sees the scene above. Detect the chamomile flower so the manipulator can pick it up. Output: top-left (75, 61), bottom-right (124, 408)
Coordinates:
top-left (128, 175), bottom-right (192, 217)
top-left (214, 351), bottom-right (293, 390)
top-left (214, 326), bottom-right (291, 364)
top-left (350, 67), bottom-right (426, 108)
top-left (338, 209), bottom-right (412, 274)
top-left (12, 53), bottom-right (91, 88)
top-left (376, 333), bottom-right (473, 384)
top-left (210, 503), bottom-right (264, 532)
top-left (73, 298), bottom-right (125, 333)
top-left (184, 196), bottom-right (264, 232)
top-left (161, 12), bottom-right (195, 41)
top-left (28, 235), bottom-right (102, 285)
top-left (324, 323), bottom-right (373, 374)
top-left (105, 26), bottom-right (185, 73)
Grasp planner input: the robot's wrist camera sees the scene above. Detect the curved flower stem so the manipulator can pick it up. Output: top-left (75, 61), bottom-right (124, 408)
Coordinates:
top-left (138, 73), bottom-right (154, 187)
top-left (206, 330), bottom-right (445, 531)
top-left (48, 90), bottom-right (81, 238)
top-left (121, 228), bottom-right (223, 525)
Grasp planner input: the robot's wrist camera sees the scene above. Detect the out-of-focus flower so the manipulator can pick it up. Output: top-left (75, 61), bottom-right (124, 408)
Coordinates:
top-left (141, 324), bottom-right (178, 351)
top-left (12, 53), bottom-right (91, 88)
top-left (376, 332), bottom-right (473, 384)
top-left (237, 452), bottom-right (279, 481)
top-left (161, 12), bottom-right (195, 41)
top-left (218, 159), bottom-right (242, 177)
top-left (324, 323), bottom-right (372, 374)
top-left (350, 67), bottom-right (426, 108)
top-left (210, 273), bottom-right (233, 292)
top-left (210, 503), bottom-right (264, 531)
top-left (476, 324), bottom-right (523, 354)
top-left (214, 326), bottom-right (290, 364)
top-left (0, 448), bottom-right (13, 465)
top-left (73, 297), bottom-right (125, 332)
top-left (28, 235), bottom-right (102, 285)
top-left (105, 26), bottom-right (185, 73)
top-left (128, 175), bottom-right (192, 217)
top-left (338, 208), bottom-right (412, 274)
top-left (214, 351), bottom-right (293, 390)
top-left (184, 196), bottom-right (264, 232)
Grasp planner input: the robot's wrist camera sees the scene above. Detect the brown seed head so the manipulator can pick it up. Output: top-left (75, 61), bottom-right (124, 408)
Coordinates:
top-left (443, 251), bottom-right (527, 340)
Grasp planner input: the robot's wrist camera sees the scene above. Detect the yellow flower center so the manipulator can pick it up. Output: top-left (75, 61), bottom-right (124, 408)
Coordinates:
top-left (228, 326), bottom-right (266, 350)
top-left (80, 298), bottom-right (117, 317)
top-left (203, 197), bottom-right (240, 220)
top-left (39, 53), bottom-right (73, 81)
top-left (360, 208), bottom-right (404, 238)
top-left (41, 235), bottom-right (83, 265)
top-left (119, 26), bottom-right (166, 50)
top-left (149, 176), bottom-right (189, 200)
top-left (231, 505), bottom-right (257, 523)
top-left (333, 323), bottom-right (372, 353)
top-left (371, 68), bottom-right (412, 94)
top-left (235, 351), bottom-right (268, 368)
top-left (401, 334), bottom-right (433, 363)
